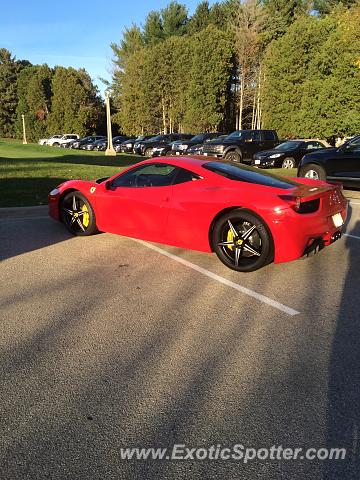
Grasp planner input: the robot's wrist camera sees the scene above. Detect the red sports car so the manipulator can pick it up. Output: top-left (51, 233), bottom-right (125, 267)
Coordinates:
top-left (48, 157), bottom-right (348, 272)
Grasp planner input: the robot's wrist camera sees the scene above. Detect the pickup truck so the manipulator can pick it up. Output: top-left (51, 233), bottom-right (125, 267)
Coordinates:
top-left (202, 129), bottom-right (279, 163)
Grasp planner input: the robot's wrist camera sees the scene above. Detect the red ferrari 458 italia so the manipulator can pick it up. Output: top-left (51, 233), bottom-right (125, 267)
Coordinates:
top-left (48, 157), bottom-right (348, 272)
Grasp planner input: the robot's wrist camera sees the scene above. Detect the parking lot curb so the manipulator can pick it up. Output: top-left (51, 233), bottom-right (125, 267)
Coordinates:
top-left (0, 205), bottom-right (48, 219)
top-left (345, 189), bottom-right (360, 201)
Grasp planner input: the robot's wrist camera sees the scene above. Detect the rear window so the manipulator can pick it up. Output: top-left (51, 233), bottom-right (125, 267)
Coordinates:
top-left (203, 161), bottom-right (299, 189)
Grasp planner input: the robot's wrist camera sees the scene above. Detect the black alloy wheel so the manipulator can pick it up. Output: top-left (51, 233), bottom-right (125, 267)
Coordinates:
top-left (212, 209), bottom-right (273, 272)
top-left (60, 191), bottom-right (98, 236)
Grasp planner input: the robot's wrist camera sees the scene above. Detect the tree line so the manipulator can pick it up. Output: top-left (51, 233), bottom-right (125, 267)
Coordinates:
top-left (0, 0), bottom-right (359, 143)
top-left (0, 49), bottom-right (104, 142)
top-left (111, 0), bottom-right (360, 139)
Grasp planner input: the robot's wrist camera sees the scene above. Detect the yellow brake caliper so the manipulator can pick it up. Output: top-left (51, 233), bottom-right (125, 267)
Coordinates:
top-left (227, 229), bottom-right (234, 251)
top-left (81, 204), bottom-right (89, 227)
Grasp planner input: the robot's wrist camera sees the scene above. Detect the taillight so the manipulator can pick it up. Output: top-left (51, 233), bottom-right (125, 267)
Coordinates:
top-left (279, 195), bottom-right (320, 213)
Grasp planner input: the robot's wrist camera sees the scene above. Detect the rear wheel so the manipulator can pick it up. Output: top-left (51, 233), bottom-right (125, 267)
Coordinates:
top-left (60, 191), bottom-right (98, 236)
top-left (299, 164), bottom-right (326, 181)
top-left (225, 150), bottom-right (241, 163)
top-left (52, 142), bottom-right (59, 147)
top-left (212, 209), bottom-right (273, 272)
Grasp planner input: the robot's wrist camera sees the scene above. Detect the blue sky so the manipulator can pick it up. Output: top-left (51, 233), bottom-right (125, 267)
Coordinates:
top-left (1, 0), bottom-right (204, 93)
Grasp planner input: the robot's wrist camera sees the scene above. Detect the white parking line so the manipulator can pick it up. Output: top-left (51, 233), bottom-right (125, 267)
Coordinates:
top-left (344, 233), bottom-right (360, 240)
top-left (135, 239), bottom-right (300, 317)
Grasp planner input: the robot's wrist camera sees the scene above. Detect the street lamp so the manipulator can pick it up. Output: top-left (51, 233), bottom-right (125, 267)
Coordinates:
top-left (21, 114), bottom-right (27, 145)
top-left (104, 90), bottom-right (116, 156)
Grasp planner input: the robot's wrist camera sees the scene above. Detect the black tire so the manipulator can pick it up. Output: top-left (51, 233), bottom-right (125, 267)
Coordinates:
top-left (60, 191), bottom-right (98, 236)
top-left (299, 163), bottom-right (326, 181)
top-left (52, 142), bottom-right (59, 147)
top-left (282, 157), bottom-right (295, 169)
top-left (212, 209), bottom-right (273, 272)
top-left (225, 150), bottom-right (241, 163)
top-left (144, 147), bottom-right (153, 157)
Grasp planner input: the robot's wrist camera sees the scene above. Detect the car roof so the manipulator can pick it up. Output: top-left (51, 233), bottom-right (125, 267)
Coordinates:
top-left (138, 155), bottom-right (228, 175)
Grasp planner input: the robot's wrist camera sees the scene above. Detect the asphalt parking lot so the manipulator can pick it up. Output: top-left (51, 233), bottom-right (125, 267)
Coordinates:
top-left (1, 196), bottom-right (360, 479)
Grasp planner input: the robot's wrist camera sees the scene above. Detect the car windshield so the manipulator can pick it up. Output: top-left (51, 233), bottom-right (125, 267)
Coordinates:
top-left (147, 135), bottom-right (167, 142)
top-left (190, 134), bottom-right (206, 142)
top-left (203, 161), bottom-right (299, 189)
top-left (275, 141), bottom-right (303, 151)
top-left (225, 131), bottom-right (252, 140)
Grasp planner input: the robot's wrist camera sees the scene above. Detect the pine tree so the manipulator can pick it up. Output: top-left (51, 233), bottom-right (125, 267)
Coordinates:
top-left (188, 1), bottom-right (211, 34)
top-left (47, 67), bottom-right (103, 136)
top-left (184, 25), bottom-right (233, 131)
top-left (15, 64), bottom-right (53, 141)
top-left (261, 0), bottom-right (308, 44)
top-left (0, 49), bottom-right (28, 137)
top-left (161, 1), bottom-right (188, 37)
top-left (143, 11), bottom-right (164, 45)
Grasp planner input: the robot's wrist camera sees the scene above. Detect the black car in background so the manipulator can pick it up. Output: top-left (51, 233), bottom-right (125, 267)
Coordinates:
top-left (86, 138), bottom-right (107, 151)
top-left (119, 135), bottom-right (154, 153)
top-left (298, 134), bottom-right (360, 187)
top-left (187, 135), bottom-right (228, 156)
top-left (85, 135), bottom-right (129, 152)
top-left (202, 129), bottom-right (279, 163)
top-left (252, 139), bottom-right (328, 169)
top-left (171, 133), bottom-right (224, 155)
top-left (134, 134), bottom-right (193, 156)
top-left (71, 136), bottom-right (105, 150)
top-left (151, 141), bottom-right (181, 157)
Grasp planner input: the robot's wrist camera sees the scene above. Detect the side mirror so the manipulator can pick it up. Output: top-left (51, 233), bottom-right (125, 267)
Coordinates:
top-left (105, 180), bottom-right (112, 190)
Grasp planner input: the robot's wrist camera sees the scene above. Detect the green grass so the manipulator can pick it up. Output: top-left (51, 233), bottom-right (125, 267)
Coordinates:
top-left (0, 139), bottom-right (143, 207)
top-left (0, 138), bottom-right (297, 208)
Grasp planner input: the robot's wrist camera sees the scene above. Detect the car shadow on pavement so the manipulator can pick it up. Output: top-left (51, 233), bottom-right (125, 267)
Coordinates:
top-left (0, 214), bottom-right (73, 261)
top-left (325, 216), bottom-right (360, 478)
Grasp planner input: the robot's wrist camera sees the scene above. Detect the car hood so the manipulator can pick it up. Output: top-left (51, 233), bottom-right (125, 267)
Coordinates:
top-left (304, 147), bottom-right (337, 157)
top-left (255, 149), bottom-right (287, 158)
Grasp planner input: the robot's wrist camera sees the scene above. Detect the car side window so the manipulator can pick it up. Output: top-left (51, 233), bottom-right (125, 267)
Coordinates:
top-left (252, 131), bottom-right (261, 142)
top-left (173, 167), bottom-right (201, 185)
top-left (347, 137), bottom-right (360, 153)
top-left (262, 131), bottom-right (275, 141)
top-left (112, 163), bottom-right (178, 188)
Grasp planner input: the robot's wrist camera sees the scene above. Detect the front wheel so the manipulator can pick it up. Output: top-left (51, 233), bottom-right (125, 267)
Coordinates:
top-left (299, 164), bottom-right (326, 181)
top-left (60, 191), bottom-right (98, 236)
top-left (225, 151), bottom-right (241, 163)
top-left (212, 209), bottom-right (273, 272)
top-left (282, 157), bottom-right (295, 169)
top-left (144, 147), bottom-right (153, 157)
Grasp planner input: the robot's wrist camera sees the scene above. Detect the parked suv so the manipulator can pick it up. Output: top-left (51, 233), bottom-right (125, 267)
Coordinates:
top-left (48, 134), bottom-right (79, 147)
top-left (38, 134), bottom-right (62, 145)
top-left (298, 134), bottom-right (360, 187)
top-left (71, 136), bottom-right (105, 149)
top-left (202, 129), bottom-right (279, 163)
top-left (134, 134), bottom-right (193, 156)
top-left (171, 133), bottom-right (224, 155)
top-left (119, 135), bottom-right (154, 153)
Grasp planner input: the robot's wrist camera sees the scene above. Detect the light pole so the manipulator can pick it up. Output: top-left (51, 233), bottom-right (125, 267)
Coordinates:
top-left (21, 114), bottom-right (27, 145)
top-left (104, 90), bottom-right (116, 156)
